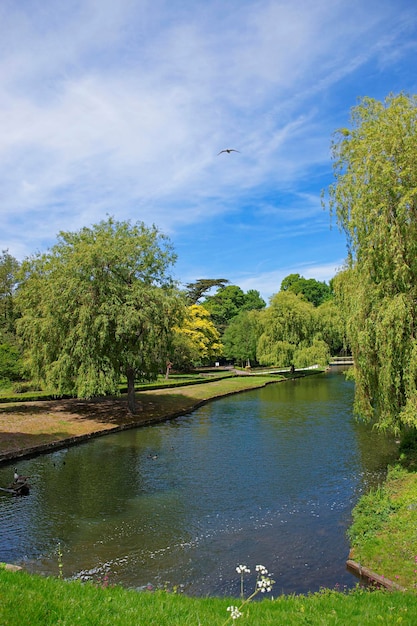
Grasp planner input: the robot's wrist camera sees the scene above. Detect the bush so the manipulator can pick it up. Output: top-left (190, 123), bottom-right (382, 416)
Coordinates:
top-left (12, 381), bottom-right (42, 394)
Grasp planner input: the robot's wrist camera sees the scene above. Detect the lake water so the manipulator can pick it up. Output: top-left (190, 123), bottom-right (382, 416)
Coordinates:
top-left (0, 369), bottom-right (399, 596)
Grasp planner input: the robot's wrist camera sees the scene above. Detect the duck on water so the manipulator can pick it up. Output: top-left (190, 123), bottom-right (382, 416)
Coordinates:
top-left (0, 468), bottom-right (31, 496)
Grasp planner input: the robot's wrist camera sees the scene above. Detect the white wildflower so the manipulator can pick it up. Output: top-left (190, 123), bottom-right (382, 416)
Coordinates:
top-left (236, 564), bottom-right (250, 574)
top-left (227, 606), bottom-right (243, 620)
top-left (257, 576), bottom-right (275, 593)
top-left (255, 564), bottom-right (268, 575)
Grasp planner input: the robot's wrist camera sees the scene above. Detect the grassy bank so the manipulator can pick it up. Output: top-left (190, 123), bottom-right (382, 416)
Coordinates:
top-left (1, 568), bottom-right (417, 625)
top-left (348, 461), bottom-right (417, 591)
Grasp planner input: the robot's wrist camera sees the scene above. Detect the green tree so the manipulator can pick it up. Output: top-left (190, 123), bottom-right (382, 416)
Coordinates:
top-left (242, 289), bottom-right (266, 311)
top-left (0, 342), bottom-right (23, 382)
top-left (171, 304), bottom-right (223, 370)
top-left (16, 217), bottom-right (183, 413)
top-left (314, 298), bottom-right (346, 355)
top-left (325, 93), bottom-right (417, 431)
top-left (256, 291), bottom-right (321, 367)
top-left (280, 273), bottom-right (331, 307)
top-left (293, 338), bottom-right (330, 369)
top-left (0, 251), bottom-right (23, 384)
top-left (203, 285), bottom-right (265, 333)
top-left (222, 309), bottom-right (263, 367)
top-left (184, 278), bottom-right (229, 303)
top-left (0, 250), bottom-right (20, 334)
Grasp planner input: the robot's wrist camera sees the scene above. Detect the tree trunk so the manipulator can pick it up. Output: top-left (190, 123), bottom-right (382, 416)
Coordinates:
top-left (126, 368), bottom-right (137, 414)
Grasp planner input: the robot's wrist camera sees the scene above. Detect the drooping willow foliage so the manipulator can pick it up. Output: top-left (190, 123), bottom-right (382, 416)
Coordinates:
top-left (327, 94), bottom-right (417, 432)
top-left (16, 217), bottom-right (184, 413)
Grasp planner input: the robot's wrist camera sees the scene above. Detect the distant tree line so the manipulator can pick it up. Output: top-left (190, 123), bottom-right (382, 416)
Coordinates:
top-left (0, 219), bottom-right (345, 412)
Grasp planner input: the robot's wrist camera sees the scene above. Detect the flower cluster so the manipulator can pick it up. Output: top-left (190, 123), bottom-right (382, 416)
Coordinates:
top-left (257, 575), bottom-right (274, 593)
top-left (255, 565), bottom-right (274, 593)
top-left (222, 563), bottom-right (275, 625)
top-left (227, 606), bottom-right (243, 620)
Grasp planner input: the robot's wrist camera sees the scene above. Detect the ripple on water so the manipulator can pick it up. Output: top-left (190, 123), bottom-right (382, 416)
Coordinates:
top-left (0, 371), bottom-right (399, 595)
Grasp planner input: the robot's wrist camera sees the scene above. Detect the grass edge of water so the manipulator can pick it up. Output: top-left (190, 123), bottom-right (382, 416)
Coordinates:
top-left (1, 569), bottom-right (417, 625)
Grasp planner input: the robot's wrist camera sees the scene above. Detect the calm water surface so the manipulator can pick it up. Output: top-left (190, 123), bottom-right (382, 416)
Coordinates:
top-left (0, 370), bottom-right (399, 596)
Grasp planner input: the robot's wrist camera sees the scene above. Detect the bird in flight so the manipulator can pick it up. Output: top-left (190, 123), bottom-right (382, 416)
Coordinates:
top-left (217, 149), bottom-right (240, 155)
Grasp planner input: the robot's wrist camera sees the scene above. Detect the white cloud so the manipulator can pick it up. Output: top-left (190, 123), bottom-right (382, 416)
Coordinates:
top-left (0, 0), bottom-right (415, 279)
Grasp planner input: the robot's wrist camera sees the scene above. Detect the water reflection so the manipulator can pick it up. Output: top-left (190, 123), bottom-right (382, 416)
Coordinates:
top-left (0, 369), bottom-right (398, 596)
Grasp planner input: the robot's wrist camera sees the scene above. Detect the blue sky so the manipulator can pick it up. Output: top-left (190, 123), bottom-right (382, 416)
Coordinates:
top-left (1, 0), bottom-right (416, 302)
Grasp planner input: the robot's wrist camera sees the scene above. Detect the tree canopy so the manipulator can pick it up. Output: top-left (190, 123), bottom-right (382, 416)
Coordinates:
top-left (222, 309), bottom-right (263, 367)
top-left (184, 278), bottom-right (229, 303)
top-left (0, 250), bottom-right (20, 336)
top-left (326, 93), bottom-right (417, 431)
top-left (171, 304), bottom-right (223, 370)
top-left (202, 285), bottom-right (265, 332)
top-left (16, 217), bottom-right (183, 413)
top-left (257, 291), bottom-right (330, 368)
top-left (280, 273), bottom-right (332, 307)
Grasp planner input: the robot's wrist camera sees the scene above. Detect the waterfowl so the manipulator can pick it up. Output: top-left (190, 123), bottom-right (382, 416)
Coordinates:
top-left (14, 468), bottom-right (29, 483)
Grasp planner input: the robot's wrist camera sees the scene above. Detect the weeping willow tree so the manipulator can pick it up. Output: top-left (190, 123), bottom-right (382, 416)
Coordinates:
top-left (256, 290), bottom-right (330, 368)
top-left (16, 217), bottom-right (183, 414)
top-left (326, 93), bottom-right (417, 432)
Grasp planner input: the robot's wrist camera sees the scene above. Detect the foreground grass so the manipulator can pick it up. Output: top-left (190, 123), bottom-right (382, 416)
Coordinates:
top-left (1, 569), bottom-right (417, 625)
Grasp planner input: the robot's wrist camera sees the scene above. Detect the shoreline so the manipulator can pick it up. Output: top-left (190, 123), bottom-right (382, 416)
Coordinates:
top-left (0, 374), bottom-right (290, 465)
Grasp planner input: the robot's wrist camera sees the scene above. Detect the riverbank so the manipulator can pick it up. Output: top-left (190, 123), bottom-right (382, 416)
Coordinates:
top-left (348, 461), bottom-right (417, 591)
top-left (1, 567), bottom-right (417, 626)
top-left (0, 373), bottom-right (293, 464)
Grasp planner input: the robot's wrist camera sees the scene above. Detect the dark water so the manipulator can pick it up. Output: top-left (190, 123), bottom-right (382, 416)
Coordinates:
top-left (0, 370), bottom-right (399, 596)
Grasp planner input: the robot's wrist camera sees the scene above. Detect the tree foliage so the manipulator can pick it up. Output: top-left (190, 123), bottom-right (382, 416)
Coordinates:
top-left (326, 93), bottom-right (417, 431)
top-left (280, 273), bottom-right (332, 307)
top-left (171, 304), bottom-right (223, 369)
top-left (222, 309), bottom-right (263, 366)
top-left (0, 250), bottom-right (20, 335)
top-left (202, 285), bottom-right (266, 333)
top-left (256, 291), bottom-right (329, 368)
top-left (314, 298), bottom-right (346, 355)
top-left (16, 217), bottom-right (183, 413)
top-left (184, 278), bottom-right (229, 303)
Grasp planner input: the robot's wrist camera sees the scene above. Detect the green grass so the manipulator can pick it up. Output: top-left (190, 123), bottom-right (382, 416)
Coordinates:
top-left (348, 463), bottom-right (417, 590)
top-left (0, 373), bottom-right (240, 403)
top-left (1, 569), bottom-right (417, 625)
top-left (0, 367), bottom-right (322, 403)
top-left (0, 373), bottom-right (231, 403)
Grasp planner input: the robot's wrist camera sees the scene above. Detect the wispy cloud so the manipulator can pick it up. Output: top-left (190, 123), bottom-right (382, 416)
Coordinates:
top-left (0, 0), bottom-right (415, 295)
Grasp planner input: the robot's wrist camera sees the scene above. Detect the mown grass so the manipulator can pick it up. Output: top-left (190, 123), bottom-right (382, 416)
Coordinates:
top-left (1, 569), bottom-right (417, 625)
top-left (0, 373), bottom-right (233, 403)
top-left (0, 368), bottom-right (318, 403)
